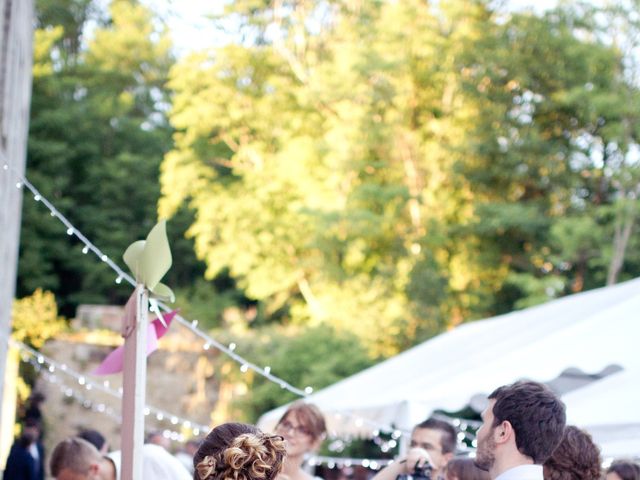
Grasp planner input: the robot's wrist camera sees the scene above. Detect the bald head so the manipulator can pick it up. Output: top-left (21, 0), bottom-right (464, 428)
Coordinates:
top-left (50, 437), bottom-right (104, 479)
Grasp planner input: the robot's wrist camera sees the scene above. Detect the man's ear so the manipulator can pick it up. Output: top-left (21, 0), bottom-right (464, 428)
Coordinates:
top-left (88, 462), bottom-right (101, 476)
top-left (494, 421), bottom-right (513, 445)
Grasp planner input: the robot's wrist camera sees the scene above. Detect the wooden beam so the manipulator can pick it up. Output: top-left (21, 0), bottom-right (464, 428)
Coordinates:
top-left (0, 0), bottom-right (34, 469)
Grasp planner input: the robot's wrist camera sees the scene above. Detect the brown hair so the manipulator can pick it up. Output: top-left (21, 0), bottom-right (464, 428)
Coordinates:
top-left (446, 457), bottom-right (490, 480)
top-left (194, 423), bottom-right (286, 480)
top-left (277, 402), bottom-right (326, 441)
top-left (415, 418), bottom-right (457, 454)
top-left (488, 381), bottom-right (565, 464)
top-left (50, 437), bottom-right (102, 477)
top-left (543, 426), bottom-right (601, 480)
top-left (606, 460), bottom-right (640, 480)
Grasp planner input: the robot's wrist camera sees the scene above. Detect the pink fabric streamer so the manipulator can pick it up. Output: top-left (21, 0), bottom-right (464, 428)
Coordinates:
top-left (93, 309), bottom-right (178, 375)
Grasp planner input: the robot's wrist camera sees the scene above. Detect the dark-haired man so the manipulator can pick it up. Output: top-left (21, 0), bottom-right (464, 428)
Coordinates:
top-left (475, 381), bottom-right (566, 480)
top-left (372, 417), bottom-right (457, 480)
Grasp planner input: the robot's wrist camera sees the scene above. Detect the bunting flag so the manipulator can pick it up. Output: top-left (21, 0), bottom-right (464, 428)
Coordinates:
top-left (93, 307), bottom-right (178, 375)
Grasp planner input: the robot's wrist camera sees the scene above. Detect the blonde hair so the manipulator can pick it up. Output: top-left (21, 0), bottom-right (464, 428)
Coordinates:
top-left (50, 437), bottom-right (102, 477)
top-left (195, 423), bottom-right (286, 480)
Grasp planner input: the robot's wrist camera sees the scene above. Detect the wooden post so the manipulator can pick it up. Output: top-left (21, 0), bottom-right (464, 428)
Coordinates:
top-left (121, 285), bottom-right (148, 480)
top-left (0, 0), bottom-right (34, 469)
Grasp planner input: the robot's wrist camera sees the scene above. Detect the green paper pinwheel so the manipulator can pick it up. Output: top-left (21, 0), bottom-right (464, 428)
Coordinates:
top-left (123, 220), bottom-right (175, 302)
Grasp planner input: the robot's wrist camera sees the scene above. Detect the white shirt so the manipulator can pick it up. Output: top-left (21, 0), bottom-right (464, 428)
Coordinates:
top-left (107, 444), bottom-right (191, 480)
top-left (174, 451), bottom-right (195, 474)
top-left (495, 464), bottom-right (543, 480)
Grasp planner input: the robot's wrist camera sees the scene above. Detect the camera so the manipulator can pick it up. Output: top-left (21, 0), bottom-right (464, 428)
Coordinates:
top-left (411, 463), bottom-right (432, 480)
top-left (409, 463), bottom-right (433, 480)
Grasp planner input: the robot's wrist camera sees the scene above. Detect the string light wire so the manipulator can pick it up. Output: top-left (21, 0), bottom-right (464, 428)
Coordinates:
top-left (3, 164), bottom-right (413, 437)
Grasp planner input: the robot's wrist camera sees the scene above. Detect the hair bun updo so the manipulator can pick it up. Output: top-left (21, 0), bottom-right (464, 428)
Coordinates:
top-left (194, 423), bottom-right (286, 480)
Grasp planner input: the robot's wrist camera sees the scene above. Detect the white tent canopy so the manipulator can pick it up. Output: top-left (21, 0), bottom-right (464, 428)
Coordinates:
top-left (259, 277), bottom-right (640, 457)
top-left (564, 367), bottom-right (640, 458)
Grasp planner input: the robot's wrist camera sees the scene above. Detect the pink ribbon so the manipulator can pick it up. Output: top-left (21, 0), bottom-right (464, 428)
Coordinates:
top-left (93, 308), bottom-right (178, 375)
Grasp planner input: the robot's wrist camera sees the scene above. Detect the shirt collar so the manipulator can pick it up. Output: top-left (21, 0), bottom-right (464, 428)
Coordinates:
top-left (495, 464), bottom-right (543, 480)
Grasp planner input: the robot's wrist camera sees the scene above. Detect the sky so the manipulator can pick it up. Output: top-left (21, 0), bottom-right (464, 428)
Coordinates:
top-left (140, 0), bottom-right (566, 56)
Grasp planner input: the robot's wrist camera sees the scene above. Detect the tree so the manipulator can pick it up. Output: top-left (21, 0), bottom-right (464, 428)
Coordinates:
top-left (161, 0), bottom-right (504, 355)
top-left (20, 0), bottom-right (211, 315)
top-left (455, 5), bottom-right (640, 309)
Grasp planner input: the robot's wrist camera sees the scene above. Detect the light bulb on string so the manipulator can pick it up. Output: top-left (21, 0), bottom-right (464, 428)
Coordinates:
top-left (240, 364), bottom-right (249, 373)
top-left (9, 169), bottom-right (334, 405)
top-left (203, 343), bottom-right (210, 351)
top-left (115, 276), bottom-right (122, 284)
top-left (304, 386), bottom-right (313, 395)
top-left (264, 366), bottom-right (271, 374)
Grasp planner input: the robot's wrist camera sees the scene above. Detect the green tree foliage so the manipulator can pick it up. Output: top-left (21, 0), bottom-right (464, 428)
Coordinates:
top-left (212, 326), bottom-right (374, 423)
top-left (12, 289), bottom-right (66, 348)
top-left (161, 0), bottom-right (640, 358)
top-left (458, 4), bottom-right (640, 307)
top-left (19, 0), bottom-right (213, 315)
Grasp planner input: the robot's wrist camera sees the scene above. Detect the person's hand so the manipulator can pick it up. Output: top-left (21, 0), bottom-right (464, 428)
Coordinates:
top-left (402, 447), bottom-right (433, 474)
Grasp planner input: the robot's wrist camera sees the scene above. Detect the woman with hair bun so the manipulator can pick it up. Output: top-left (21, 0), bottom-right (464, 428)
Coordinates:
top-left (193, 423), bottom-right (287, 480)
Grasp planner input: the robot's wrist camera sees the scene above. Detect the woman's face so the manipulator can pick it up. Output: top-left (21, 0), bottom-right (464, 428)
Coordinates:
top-left (275, 412), bottom-right (317, 458)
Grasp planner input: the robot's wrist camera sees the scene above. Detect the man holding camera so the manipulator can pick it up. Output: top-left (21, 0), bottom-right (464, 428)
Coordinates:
top-left (372, 418), bottom-right (457, 480)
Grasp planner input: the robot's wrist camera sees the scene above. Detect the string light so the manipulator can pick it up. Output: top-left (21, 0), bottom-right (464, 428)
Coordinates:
top-left (38, 369), bottom-right (189, 441)
top-left (11, 339), bottom-right (210, 433)
top-left (6, 167), bottom-right (311, 396)
top-left (2, 167), bottom-right (405, 438)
